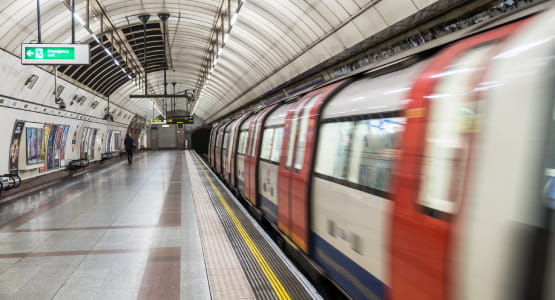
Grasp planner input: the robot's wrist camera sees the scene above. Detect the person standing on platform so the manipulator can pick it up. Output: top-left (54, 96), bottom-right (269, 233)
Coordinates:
top-left (124, 133), bottom-right (136, 164)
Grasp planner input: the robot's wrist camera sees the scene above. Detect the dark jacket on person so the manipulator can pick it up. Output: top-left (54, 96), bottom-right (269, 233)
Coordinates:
top-left (124, 135), bottom-right (136, 151)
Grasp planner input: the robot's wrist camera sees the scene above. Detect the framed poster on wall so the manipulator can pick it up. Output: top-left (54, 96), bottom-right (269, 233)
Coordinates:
top-left (9, 120), bottom-right (25, 175)
top-left (40, 124), bottom-right (52, 172)
top-left (46, 125), bottom-right (57, 170)
top-left (26, 127), bottom-right (44, 165)
top-left (60, 126), bottom-right (70, 167)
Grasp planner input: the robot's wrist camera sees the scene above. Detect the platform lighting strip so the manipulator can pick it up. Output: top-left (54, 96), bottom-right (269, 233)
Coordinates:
top-left (194, 0), bottom-right (247, 114)
top-left (68, 2), bottom-right (139, 85)
top-left (55, 0), bottom-right (140, 87)
top-left (55, 0), bottom-right (161, 118)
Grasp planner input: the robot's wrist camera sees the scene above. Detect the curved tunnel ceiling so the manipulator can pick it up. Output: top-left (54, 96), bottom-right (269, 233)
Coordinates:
top-left (0, 0), bottom-right (462, 123)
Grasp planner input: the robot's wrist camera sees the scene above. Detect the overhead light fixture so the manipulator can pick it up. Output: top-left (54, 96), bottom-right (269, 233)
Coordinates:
top-left (231, 13), bottom-right (238, 26)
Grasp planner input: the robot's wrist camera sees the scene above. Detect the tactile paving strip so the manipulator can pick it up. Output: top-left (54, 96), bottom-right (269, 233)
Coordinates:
top-left (188, 152), bottom-right (315, 300)
top-left (186, 153), bottom-right (256, 300)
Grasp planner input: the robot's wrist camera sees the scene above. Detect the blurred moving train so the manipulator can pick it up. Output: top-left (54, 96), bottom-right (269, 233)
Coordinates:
top-left (207, 6), bottom-right (555, 300)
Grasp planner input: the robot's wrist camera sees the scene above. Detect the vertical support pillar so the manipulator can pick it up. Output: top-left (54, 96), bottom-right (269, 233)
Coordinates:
top-left (71, 0), bottom-right (75, 43)
top-left (172, 82), bottom-right (177, 117)
top-left (139, 15), bottom-right (150, 95)
top-left (36, 0), bottom-right (42, 43)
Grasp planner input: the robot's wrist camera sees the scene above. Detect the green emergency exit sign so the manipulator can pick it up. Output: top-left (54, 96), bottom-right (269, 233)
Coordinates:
top-left (21, 43), bottom-right (90, 65)
top-left (24, 47), bottom-right (74, 60)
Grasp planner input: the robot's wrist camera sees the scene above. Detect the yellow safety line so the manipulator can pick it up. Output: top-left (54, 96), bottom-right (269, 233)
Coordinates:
top-left (203, 173), bottom-right (292, 300)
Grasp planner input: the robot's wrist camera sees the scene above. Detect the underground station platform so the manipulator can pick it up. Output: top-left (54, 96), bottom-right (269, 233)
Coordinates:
top-left (0, 151), bottom-right (322, 300)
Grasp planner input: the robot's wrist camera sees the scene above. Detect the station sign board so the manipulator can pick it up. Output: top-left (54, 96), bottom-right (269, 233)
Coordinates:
top-left (21, 43), bottom-right (90, 65)
top-left (151, 119), bottom-right (167, 125)
top-left (167, 116), bottom-right (194, 124)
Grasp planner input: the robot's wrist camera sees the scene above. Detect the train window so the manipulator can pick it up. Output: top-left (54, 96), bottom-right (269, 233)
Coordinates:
top-left (348, 117), bottom-right (404, 192)
top-left (260, 128), bottom-right (275, 160)
top-left (315, 121), bottom-right (354, 179)
top-left (238, 131), bottom-right (248, 155)
top-left (417, 45), bottom-right (491, 216)
top-left (270, 127), bottom-right (284, 162)
top-left (295, 94), bottom-right (321, 170)
top-left (216, 133), bottom-right (222, 147)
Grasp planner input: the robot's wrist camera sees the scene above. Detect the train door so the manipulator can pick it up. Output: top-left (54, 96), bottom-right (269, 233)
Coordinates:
top-left (222, 120), bottom-right (236, 180)
top-left (208, 126), bottom-right (214, 165)
top-left (230, 114), bottom-right (251, 187)
top-left (389, 22), bottom-right (524, 300)
top-left (237, 115), bottom-right (255, 196)
top-left (209, 123), bottom-right (221, 168)
top-left (244, 107), bottom-right (274, 206)
top-left (277, 81), bottom-right (347, 252)
top-left (215, 121), bottom-right (230, 175)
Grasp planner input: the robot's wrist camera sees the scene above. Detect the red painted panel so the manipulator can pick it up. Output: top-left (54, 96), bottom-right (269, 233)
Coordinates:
top-left (389, 21), bottom-right (526, 300)
top-left (277, 99), bottom-right (302, 235)
top-left (244, 107), bottom-right (274, 205)
top-left (278, 80), bottom-right (348, 252)
top-left (243, 117), bottom-right (256, 204)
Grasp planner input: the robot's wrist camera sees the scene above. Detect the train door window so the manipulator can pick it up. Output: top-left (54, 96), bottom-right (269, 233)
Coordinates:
top-left (223, 133), bottom-right (229, 150)
top-left (348, 116), bottom-right (404, 192)
top-left (315, 121), bottom-right (354, 179)
top-left (260, 128), bottom-right (275, 160)
top-left (250, 121), bottom-right (260, 157)
top-left (294, 94), bottom-right (321, 170)
top-left (270, 127), bottom-right (284, 163)
top-left (417, 45), bottom-right (491, 217)
top-left (286, 107), bottom-right (302, 168)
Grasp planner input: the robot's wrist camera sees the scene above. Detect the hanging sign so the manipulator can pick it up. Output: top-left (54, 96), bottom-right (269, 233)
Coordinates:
top-left (21, 43), bottom-right (90, 65)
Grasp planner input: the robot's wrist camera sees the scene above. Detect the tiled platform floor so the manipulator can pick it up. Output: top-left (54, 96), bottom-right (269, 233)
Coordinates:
top-left (0, 151), bottom-right (207, 299)
top-left (0, 150), bottom-right (319, 300)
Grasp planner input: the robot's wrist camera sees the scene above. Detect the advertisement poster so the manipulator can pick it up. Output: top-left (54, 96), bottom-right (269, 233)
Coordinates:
top-left (26, 127), bottom-right (44, 165)
top-left (46, 125), bottom-right (57, 170)
top-left (40, 124), bottom-right (52, 172)
top-left (8, 121), bottom-right (25, 175)
top-left (60, 126), bottom-right (70, 166)
top-left (71, 131), bottom-right (77, 153)
top-left (53, 126), bottom-right (64, 169)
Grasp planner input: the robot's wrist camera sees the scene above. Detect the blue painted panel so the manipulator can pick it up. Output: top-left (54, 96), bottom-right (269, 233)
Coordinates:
top-left (258, 193), bottom-right (278, 223)
top-left (311, 233), bottom-right (385, 300)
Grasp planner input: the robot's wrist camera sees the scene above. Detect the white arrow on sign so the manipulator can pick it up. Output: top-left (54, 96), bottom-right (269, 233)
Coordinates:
top-left (26, 50), bottom-right (34, 56)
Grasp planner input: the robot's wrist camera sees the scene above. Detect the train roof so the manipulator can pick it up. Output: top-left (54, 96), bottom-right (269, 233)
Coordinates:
top-left (265, 103), bottom-right (294, 127)
top-left (321, 60), bottom-right (428, 120)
